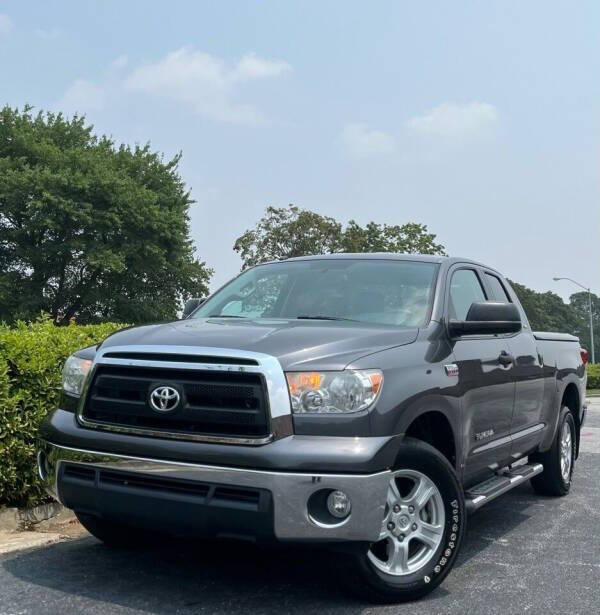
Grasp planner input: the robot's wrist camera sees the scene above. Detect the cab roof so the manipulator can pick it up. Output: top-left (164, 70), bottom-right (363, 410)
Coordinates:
top-left (281, 253), bottom-right (488, 268)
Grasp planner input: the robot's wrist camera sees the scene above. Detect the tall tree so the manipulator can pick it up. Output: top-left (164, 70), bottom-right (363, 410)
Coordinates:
top-left (0, 106), bottom-right (211, 324)
top-left (233, 205), bottom-right (343, 269)
top-left (341, 220), bottom-right (445, 255)
top-left (569, 291), bottom-right (599, 360)
top-left (508, 281), bottom-right (579, 333)
top-left (234, 204), bottom-right (445, 269)
top-left (509, 280), bottom-right (600, 360)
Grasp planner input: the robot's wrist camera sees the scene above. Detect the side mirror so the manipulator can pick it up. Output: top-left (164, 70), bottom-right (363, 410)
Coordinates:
top-left (448, 302), bottom-right (522, 336)
top-left (182, 297), bottom-right (205, 319)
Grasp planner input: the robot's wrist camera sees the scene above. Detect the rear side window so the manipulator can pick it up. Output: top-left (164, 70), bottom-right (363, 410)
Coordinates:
top-left (449, 269), bottom-right (486, 320)
top-left (485, 273), bottom-right (511, 303)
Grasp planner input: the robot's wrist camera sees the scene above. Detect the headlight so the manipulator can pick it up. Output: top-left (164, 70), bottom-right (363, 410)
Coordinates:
top-left (62, 355), bottom-right (92, 396)
top-left (286, 370), bottom-right (383, 414)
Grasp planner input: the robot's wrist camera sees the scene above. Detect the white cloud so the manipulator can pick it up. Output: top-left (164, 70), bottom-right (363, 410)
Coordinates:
top-left (0, 13), bottom-right (14, 36)
top-left (231, 54), bottom-right (291, 81)
top-left (124, 47), bottom-right (291, 123)
top-left (55, 79), bottom-right (107, 114)
top-left (406, 101), bottom-right (498, 139)
top-left (109, 55), bottom-right (128, 71)
top-left (340, 123), bottom-right (396, 159)
top-left (35, 27), bottom-right (61, 40)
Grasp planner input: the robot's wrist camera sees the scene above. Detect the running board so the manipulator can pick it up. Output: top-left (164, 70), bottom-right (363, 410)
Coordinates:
top-left (465, 463), bottom-right (544, 512)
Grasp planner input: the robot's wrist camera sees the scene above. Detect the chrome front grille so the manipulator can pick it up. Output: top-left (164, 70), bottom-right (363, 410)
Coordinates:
top-left (82, 365), bottom-right (271, 440)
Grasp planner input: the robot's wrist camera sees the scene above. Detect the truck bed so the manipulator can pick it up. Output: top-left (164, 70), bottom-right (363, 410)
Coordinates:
top-left (533, 331), bottom-right (580, 343)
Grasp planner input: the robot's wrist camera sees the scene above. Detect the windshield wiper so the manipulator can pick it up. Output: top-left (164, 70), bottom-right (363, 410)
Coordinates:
top-left (296, 315), bottom-right (358, 322)
top-left (208, 314), bottom-right (247, 319)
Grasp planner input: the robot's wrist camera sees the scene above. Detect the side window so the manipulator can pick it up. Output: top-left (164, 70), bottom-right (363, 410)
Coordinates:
top-left (485, 273), bottom-right (511, 303)
top-left (449, 269), bottom-right (486, 320)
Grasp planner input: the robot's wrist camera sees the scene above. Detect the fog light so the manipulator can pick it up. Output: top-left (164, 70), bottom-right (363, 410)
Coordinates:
top-left (326, 490), bottom-right (351, 519)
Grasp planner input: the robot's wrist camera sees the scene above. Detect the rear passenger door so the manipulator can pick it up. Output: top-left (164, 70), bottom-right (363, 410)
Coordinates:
top-left (447, 267), bottom-right (516, 484)
top-left (482, 272), bottom-right (545, 459)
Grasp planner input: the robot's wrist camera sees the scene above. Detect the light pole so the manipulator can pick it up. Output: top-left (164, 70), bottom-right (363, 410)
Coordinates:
top-left (553, 277), bottom-right (596, 364)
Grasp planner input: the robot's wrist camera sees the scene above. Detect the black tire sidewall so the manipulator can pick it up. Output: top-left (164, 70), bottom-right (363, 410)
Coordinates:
top-left (556, 407), bottom-right (576, 492)
top-left (351, 439), bottom-right (466, 601)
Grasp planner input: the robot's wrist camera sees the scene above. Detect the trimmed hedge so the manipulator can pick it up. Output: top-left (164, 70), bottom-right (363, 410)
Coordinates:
top-left (0, 318), bottom-right (124, 507)
top-left (587, 363), bottom-right (600, 390)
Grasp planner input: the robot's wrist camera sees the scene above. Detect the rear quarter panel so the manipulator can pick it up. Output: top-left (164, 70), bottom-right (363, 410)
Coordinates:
top-left (535, 336), bottom-right (586, 451)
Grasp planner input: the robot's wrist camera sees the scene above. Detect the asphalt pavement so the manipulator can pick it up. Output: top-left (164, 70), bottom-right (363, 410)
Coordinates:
top-left (1, 399), bottom-right (599, 615)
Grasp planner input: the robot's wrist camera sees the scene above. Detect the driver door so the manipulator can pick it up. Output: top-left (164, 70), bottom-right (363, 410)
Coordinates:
top-left (447, 267), bottom-right (516, 485)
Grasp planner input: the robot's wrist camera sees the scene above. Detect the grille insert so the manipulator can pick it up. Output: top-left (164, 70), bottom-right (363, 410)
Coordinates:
top-left (82, 365), bottom-right (270, 439)
top-left (61, 465), bottom-right (263, 511)
top-left (63, 464), bottom-right (96, 482)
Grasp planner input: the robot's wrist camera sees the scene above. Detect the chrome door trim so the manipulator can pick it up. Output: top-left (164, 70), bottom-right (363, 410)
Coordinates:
top-left (472, 422), bottom-right (545, 455)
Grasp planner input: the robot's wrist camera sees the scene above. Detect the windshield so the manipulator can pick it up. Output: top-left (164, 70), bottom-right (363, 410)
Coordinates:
top-left (193, 259), bottom-right (438, 327)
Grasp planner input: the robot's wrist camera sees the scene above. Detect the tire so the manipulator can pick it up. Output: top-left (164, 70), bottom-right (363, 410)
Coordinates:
top-left (342, 438), bottom-right (466, 603)
top-left (75, 512), bottom-right (161, 548)
top-left (530, 406), bottom-right (576, 496)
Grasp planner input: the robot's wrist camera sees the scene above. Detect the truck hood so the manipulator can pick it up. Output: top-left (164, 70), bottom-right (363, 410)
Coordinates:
top-left (99, 318), bottom-right (419, 371)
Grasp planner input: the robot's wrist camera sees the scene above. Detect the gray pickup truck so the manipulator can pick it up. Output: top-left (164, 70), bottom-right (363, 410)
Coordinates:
top-left (38, 254), bottom-right (588, 602)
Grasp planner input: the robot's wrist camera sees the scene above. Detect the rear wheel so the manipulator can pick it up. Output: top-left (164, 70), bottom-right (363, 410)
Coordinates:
top-left (343, 438), bottom-right (466, 603)
top-left (531, 406), bottom-right (576, 496)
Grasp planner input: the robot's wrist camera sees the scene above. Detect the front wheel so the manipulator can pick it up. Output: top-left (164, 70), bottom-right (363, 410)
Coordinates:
top-left (343, 438), bottom-right (466, 603)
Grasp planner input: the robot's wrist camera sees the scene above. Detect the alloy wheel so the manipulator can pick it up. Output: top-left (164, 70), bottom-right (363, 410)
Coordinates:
top-left (368, 469), bottom-right (445, 576)
top-left (560, 420), bottom-right (573, 483)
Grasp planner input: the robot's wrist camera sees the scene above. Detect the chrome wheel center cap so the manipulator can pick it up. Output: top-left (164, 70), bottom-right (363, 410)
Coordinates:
top-left (397, 514), bottom-right (411, 532)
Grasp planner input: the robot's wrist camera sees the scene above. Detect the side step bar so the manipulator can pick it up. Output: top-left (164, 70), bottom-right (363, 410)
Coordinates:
top-left (465, 462), bottom-right (543, 512)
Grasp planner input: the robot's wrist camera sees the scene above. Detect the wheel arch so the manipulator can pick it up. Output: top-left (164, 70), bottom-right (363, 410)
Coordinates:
top-left (541, 378), bottom-right (583, 456)
top-left (403, 410), bottom-right (458, 471)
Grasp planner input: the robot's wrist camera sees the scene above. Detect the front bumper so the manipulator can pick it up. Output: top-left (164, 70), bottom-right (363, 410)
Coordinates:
top-left (38, 440), bottom-right (391, 542)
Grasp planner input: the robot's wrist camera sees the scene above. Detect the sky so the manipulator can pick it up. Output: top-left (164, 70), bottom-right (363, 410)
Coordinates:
top-left (1, 1), bottom-right (598, 300)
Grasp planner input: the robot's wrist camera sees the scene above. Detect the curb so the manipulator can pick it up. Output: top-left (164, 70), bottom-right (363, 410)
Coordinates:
top-left (0, 531), bottom-right (64, 556)
top-left (0, 502), bottom-right (74, 532)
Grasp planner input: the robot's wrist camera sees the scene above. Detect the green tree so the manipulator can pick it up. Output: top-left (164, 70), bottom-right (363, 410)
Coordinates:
top-left (234, 204), bottom-right (445, 269)
top-left (341, 220), bottom-right (445, 255)
top-left (569, 291), bottom-right (599, 360)
top-left (233, 205), bottom-right (343, 268)
top-left (508, 281), bottom-right (600, 361)
top-left (0, 106), bottom-right (211, 324)
top-left (508, 280), bottom-right (579, 333)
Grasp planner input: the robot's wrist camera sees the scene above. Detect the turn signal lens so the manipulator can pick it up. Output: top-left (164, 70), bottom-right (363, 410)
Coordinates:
top-left (368, 371), bottom-right (383, 395)
top-left (286, 372), bottom-right (324, 395)
top-left (286, 369), bottom-right (383, 414)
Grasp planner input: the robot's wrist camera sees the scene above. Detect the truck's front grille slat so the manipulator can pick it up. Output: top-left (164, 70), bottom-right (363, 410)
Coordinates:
top-left (61, 464), bottom-right (263, 511)
top-left (82, 364), bottom-right (271, 440)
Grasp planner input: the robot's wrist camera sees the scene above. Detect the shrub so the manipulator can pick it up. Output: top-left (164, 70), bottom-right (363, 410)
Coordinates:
top-left (0, 317), bottom-right (124, 507)
top-left (587, 363), bottom-right (600, 390)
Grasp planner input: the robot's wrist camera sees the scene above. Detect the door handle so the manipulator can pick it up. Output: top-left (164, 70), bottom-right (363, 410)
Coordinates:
top-left (498, 351), bottom-right (513, 367)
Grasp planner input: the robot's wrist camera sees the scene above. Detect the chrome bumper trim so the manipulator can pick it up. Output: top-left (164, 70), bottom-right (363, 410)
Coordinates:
top-left (76, 345), bottom-right (292, 445)
top-left (38, 440), bottom-right (391, 542)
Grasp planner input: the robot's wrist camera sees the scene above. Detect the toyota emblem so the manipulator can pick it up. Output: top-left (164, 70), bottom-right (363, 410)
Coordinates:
top-left (149, 385), bottom-right (180, 412)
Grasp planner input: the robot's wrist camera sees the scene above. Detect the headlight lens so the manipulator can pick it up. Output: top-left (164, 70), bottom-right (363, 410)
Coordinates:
top-left (62, 355), bottom-right (92, 396)
top-left (286, 370), bottom-right (383, 414)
